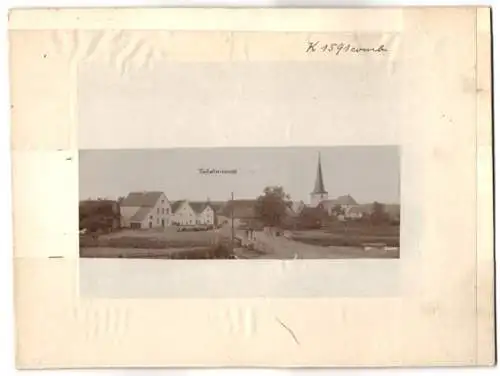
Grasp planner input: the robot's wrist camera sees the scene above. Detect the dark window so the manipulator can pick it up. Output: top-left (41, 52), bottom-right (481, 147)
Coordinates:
top-left (150, 215), bottom-right (153, 220)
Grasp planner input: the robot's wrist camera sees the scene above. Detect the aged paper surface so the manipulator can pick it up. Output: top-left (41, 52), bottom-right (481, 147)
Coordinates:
top-left (10, 7), bottom-right (494, 368)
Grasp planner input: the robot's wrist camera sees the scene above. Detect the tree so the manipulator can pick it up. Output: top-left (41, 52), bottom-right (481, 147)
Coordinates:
top-left (297, 207), bottom-right (326, 230)
top-left (80, 216), bottom-right (110, 233)
top-left (254, 186), bottom-right (290, 227)
top-left (79, 199), bottom-right (121, 233)
top-left (370, 201), bottom-right (389, 225)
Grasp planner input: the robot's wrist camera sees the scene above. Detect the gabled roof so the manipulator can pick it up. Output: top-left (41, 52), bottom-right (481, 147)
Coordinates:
top-left (170, 200), bottom-right (185, 213)
top-left (220, 199), bottom-right (257, 218)
top-left (121, 191), bottom-right (164, 207)
top-left (190, 201), bottom-right (215, 214)
top-left (189, 202), bottom-right (206, 214)
top-left (335, 194), bottom-right (358, 205)
top-left (129, 207), bottom-right (153, 222)
top-left (320, 195), bottom-right (358, 209)
top-left (171, 200), bottom-right (216, 214)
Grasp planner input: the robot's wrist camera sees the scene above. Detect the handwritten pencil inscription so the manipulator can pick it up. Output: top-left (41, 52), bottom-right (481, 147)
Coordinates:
top-left (306, 41), bottom-right (388, 55)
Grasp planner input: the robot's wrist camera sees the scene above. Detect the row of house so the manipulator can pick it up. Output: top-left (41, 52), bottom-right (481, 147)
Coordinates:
top-left (84, 152), bottom-right (399, 231)
top-left (82, 191), bottom-right (399, 232)
top-left (214, 194), bottom-right (398, 230)
top-left (111, 189), bottom-right (399, 231)
top-left (119, 191), bottom-right (221, 229)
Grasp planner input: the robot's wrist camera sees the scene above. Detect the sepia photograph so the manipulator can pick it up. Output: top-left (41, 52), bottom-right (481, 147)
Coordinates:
top-left (79, 146), bottom-right (400, 260)
top-left (10, 6), bottom-right (494, 369)
top-left (77, 61), bottom-right (402, 261)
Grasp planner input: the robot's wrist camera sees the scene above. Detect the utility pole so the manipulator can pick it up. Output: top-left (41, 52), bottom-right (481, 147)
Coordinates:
top-left (231, 191), bottom-right (235, 253)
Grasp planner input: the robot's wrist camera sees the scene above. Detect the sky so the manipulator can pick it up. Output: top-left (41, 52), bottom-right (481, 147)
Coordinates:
top-left (79, 146), bottom-right (400, 204)
top-left (78, 61), bottom-right (401, 203)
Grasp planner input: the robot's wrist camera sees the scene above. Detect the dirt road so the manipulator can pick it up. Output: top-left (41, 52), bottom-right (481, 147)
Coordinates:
top-left (250, 230), bottom-right (398, 259)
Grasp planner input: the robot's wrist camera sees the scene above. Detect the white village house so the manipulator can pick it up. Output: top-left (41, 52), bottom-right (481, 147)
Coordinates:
top-left (193, 203), bottom-right (216, 225)
top-left (120, 192), bottom-right (216, 229)
top-left (120, 191), bottom-right (172, 229)
top-left (170, 200), bottom-right (216, 226)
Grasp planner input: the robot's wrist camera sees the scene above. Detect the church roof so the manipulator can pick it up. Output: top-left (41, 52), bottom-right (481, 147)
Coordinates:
top-left (335, 194), bottom-right (358, 206)
top-left (319, 195), bottom-right (358, 210)
top-left (312, 153), bottom-right (328, 194)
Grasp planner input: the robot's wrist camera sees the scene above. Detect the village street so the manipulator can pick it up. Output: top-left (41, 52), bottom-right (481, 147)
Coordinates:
top-left (218, 225), bottom-right (377, 259)
top-left (252, 230), bottom-right (372, 259)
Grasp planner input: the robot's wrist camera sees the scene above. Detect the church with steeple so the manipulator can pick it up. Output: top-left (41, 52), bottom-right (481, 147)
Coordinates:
top-left (310, 153), bottom-right (329, 207)
top-left (306, 152), bottom-right (364, 219)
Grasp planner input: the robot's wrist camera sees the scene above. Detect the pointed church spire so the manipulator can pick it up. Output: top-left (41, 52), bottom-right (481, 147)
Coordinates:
top-left (312, 152), bottom-right (327, 194)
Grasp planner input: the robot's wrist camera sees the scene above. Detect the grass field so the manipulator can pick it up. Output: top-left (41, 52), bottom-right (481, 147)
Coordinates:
top-left (79, 225), bottom-right (399, 259)
top-left (292, 223), bottom-right (400, 248)
top-left (325, 221), bottom-right (400, 235)
top-left (80, 245), bottom-right (234, 259)
top-left (79, 228), bottom-right (237, 259)
top-left (80, 228), bottom-right (220, 249)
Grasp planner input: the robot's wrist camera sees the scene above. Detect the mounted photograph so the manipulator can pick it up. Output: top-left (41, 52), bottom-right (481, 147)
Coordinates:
top-left (79, 146), bottom-right (400, 260)
top-left (11, 6), bottom-right (494, 369)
